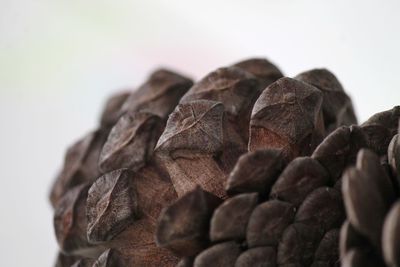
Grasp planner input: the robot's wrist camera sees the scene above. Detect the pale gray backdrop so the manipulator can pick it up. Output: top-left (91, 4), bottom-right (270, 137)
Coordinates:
top-left (1, 0), bottom-right (399, 266)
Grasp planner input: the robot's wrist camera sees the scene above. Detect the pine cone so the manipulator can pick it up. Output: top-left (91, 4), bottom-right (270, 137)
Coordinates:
top-left (51, 68), bottom-right (194, 266)
top-left (50, 58), bottom-right (378, 266)
top-left (156, 142), bottom-right (348, 266)
top-left (154, 64), bottom-right (361, 267)
top-left (340, 110), bottom-right (400, 267)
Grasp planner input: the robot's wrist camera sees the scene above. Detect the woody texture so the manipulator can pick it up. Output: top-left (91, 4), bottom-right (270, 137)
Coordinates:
top-left (50, 58), bottom-right (399, 267)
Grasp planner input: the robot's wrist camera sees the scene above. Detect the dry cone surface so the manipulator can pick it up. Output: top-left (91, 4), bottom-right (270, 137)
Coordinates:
top-left (50, 58), bottom-right (399, 267)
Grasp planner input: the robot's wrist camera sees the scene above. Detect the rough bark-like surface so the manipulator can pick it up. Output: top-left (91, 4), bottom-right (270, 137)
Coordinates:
top-left (246, 200), bottom-right (295, 247)
top-left (209, 193), bottom-right (258, 242)
top-left (49, 63), bottom-right (400, 267)
top-left (54, 184), bottom-right (102, 257)
top-left (156, 187), bottom-right (222, 257)
top-left (295, 68), bottom-right (357, 132)
top-left (312, 125), bottom-right (367, 181)
top-left (86, 169), bottom-right (139, 244)
top-left (249, 77), bottom-right (325, 161)
top-left (120, 69), bottom-right (193, 119)
top-left (233, 57), bottom-right (283, 89)
top-left (226, 149), bottom-right (285, 195)
top-left (50, 129), bottom-right (108, 207)
top-left (100, 91), bottom-right (130, 128)
top-left (193, 242), bottom-right (241, 267)
top-left (155, 100), bottom-right (245, 198)
top-left (180, 66), bottom-right (262, 141)
top-left (99, 112), bottom-right (164, 173)
top-left (270, 157), bottom-right (330, 207)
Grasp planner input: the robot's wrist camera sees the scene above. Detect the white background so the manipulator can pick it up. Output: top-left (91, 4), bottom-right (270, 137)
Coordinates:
top-left (1, 0), bottom-right (399, 266)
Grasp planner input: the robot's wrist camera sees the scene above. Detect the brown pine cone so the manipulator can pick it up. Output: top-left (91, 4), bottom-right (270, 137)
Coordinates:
top-left (155, 65), bottom-right (363, 266)
top-left (51, 68), bottom-right (194, 266)
top-left (156, 145), bottom-right (349, 266)
top-left (50, 58), bottom-right (373, 267)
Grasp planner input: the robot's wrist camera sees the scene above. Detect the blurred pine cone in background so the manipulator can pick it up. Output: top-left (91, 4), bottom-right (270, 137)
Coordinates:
top-left (49, 57), bottom-right (399, 267)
